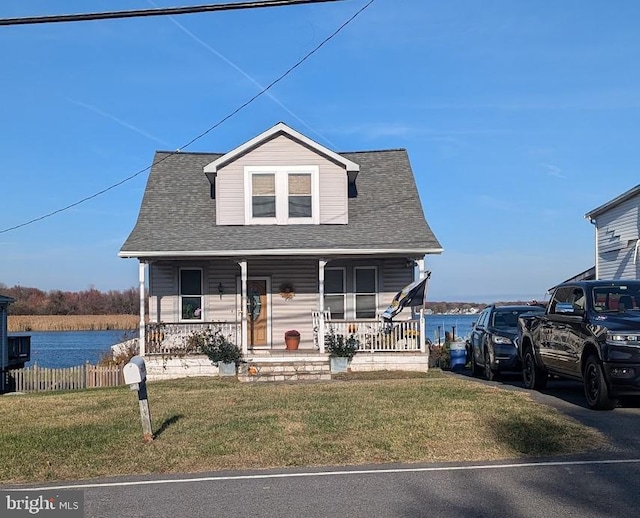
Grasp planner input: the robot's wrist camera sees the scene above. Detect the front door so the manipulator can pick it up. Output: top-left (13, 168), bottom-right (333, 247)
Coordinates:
top-left (246, 279), bottom-right (268, 348)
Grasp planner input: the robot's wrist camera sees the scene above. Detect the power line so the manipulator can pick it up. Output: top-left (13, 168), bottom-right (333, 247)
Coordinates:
top-left (0, 0), bottom-right (376, 234)
top-left (0, 0), bottom-right (345, 26)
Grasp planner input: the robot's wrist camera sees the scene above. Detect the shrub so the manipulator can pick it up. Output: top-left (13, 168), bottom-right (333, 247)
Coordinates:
top-left (196, 328), bottom-right (243, 365)
top-left (324, 328), bottom-right (359, 359)
top-left (284, 329), bottom-right (300, 339)
top-left (429, 343), bottom-right (450, 369)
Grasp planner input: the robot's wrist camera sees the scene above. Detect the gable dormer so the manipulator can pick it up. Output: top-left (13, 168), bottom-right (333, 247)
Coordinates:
top-left (204, 123), bottom-right (359, 226)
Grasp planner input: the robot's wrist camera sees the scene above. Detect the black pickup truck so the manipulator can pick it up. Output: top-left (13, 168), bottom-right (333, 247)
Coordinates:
top-left (518, 280), bottom-right (640, 410)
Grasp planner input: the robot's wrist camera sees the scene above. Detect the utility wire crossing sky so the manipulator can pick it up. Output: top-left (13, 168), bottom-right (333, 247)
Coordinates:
top-left (0, 0), bottom-right (344, 26)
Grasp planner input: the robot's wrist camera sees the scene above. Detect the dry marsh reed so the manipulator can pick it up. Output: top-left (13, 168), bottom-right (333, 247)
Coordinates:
top-left (8, 314), bottom-right (138, 332)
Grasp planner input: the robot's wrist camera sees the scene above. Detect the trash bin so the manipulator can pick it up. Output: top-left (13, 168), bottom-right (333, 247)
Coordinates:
top-left (449, 341), bottom-right (467, 370)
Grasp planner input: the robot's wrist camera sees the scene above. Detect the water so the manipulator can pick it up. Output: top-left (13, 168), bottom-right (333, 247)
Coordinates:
top-left (14, 330), bottom-right (135, 369)
top-left (13, 318), bottom-right (472, 368)
top-left (425, 314), bottom-right (476, 344)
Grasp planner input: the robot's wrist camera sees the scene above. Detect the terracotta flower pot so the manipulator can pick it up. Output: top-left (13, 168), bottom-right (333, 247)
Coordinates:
top-left (285, 336), bottom-right (300, 350)
top-left (284, 331), bottom-right (300, 350)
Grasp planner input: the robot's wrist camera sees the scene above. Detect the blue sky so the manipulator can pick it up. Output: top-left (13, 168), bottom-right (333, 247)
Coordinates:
top-left (0, 0), bottom-right (638, 303)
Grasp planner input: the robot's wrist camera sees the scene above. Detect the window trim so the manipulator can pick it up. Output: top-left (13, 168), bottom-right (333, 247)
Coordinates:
top-left (244, 165), bottom-right (319, 225)
top-left (353, 266), bottom-right (378, 319)
top-left (179, 267), bottom-right (203, 321)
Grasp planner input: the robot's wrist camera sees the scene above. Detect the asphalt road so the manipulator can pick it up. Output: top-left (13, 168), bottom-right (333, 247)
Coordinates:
top-left (6, 371), bottom-right (640, 518)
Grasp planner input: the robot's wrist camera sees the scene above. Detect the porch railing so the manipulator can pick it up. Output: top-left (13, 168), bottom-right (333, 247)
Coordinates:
top-left (146, 322), bottom-right (240, 356)
top-left (145, 319), bottom-right (422, 356)
top-left (325, 319), bottom-right (423, 352)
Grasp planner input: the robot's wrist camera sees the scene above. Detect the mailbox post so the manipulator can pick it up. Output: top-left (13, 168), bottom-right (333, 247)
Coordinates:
top-left (123, 356), bottom-right (153, 443)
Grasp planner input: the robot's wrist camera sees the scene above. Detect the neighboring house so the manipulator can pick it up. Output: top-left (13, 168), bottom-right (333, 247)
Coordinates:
top-left (0, 295), bottom-right (30, 393)
top-left (585, 184), bottom-right (640, 280)
top-left (119, 122), bottom-right (442, 364)
top-left (0, 295), bottom-right (11, 392)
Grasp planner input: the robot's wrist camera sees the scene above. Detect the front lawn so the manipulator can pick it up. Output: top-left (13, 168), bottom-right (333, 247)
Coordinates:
top-left (0, 372), bottom-right (606, 483)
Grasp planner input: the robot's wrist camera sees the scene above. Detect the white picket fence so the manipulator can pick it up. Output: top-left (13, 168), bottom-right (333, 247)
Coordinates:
top-left (6, 363), bottom-right (123, 392)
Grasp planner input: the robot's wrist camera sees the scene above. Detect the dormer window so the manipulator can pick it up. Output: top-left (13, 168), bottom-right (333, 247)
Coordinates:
top-left (288, 174), bottom-right (312, 218)
top-left (245, 166), bottom-right (319, 225)
top-left (252, 174), bottom-right (276, 218)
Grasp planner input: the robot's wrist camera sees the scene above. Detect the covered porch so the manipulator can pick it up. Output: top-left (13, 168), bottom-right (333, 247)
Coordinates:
top-left (135, 255), bottom-right (430, 359)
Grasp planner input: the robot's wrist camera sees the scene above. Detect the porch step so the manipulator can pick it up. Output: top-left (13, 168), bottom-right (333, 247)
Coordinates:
top-left (238, 359), bottom-right (331, 383)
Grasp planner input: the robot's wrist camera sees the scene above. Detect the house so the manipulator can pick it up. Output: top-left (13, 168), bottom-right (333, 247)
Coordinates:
top-left (585, 184), bottom-right (640, 280)
top-left (119, 122), bottom-right (442, 376)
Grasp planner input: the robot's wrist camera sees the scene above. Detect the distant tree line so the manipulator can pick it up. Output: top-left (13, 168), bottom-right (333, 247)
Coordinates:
top-left (0, 284), bottom-right (139, 315)
top-left (0, 283), bottom-right (538, 316)
top-left (425, 300), bottom-right (539, 313)
top-left (426, 302), bottom-right (485, 314)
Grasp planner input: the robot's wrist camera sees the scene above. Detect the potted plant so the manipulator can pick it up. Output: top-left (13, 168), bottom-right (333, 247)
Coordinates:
top-left (284, 329), bottom-right (300, 350)
top-left (324, 328), bottom-right (359, 372)
top-left (197, 328), bottom-right (243, 376)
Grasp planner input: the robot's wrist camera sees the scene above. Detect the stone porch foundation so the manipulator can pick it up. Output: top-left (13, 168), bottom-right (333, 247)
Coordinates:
top-left (143, 351), bottom-right (429, 381)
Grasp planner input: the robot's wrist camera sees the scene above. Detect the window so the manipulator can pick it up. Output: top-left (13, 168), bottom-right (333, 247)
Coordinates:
top-left (245, 166), bottom-right (318, 224)
top-left (180, 268), bottom-right (202, 320)
top-left (477, 309), bottom-right (489, 329)
top-left (288, 174), bottom-right (312, 218)
top-left (324, 268), bottom-right (345, 319)
top-left (549, 286), bottom-right (576, 315)
top-left (252, 174), bottom-right (276, 218)
top-left (593, 286), bottom-right (640, 312)
top-left (354, 267), bottom-right (377, 319)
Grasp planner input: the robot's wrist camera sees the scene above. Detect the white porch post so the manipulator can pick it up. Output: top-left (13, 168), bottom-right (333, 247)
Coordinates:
top-left (138, 261), bottom-right (146, 357)
top-left (318, 260), bottom-right (327, 354)
top-left (239, 260), bottom-right (248, 356)
top-left (417, 258), bottom-right (427, 354)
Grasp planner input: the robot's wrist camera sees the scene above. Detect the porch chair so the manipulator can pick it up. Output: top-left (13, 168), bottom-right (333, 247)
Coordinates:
top-left (312, 309), bottom-right (331, 350)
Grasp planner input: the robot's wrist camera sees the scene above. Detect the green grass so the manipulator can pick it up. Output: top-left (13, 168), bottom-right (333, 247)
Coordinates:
top-left (0, 372), bottom-right (606, 484)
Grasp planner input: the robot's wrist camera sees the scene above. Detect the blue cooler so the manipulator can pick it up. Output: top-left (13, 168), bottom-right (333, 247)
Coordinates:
top-left (449, 341), bottom-right (467, 370)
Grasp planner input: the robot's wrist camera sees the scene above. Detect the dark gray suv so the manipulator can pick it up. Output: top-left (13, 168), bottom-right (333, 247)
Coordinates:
top-left (468, 304), bottom-right (546, 380)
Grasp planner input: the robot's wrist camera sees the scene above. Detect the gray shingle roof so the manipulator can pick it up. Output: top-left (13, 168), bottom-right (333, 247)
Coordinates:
top-left (120, 148), bottom-right (442, 257)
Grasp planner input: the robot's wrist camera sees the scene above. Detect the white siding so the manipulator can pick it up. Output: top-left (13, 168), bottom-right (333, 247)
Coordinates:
top-left (216, 170), bottom-right (245, 226)
top-left (595, 193), bottom-right (640, 280)
top-left (205, 260), bottom-right (240, 323)
top-left (381, 259), bottom-right (416, 309)
top-left (215, 134), bottom-right (348, 226)
top-left (319, 167), bottom-right (348, 224)
top-left (149, 262), bottom-right (177, 322)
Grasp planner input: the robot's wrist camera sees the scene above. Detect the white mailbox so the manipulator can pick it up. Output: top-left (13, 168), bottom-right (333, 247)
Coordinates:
top-left (123, 356), bottom-right (147, 385)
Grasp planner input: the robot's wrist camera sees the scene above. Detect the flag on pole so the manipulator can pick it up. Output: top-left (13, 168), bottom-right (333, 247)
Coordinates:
top-left (381, 271), bottom-right (431, 321)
